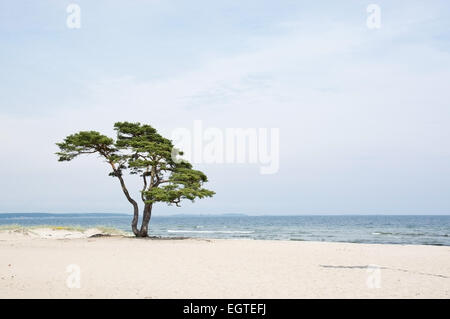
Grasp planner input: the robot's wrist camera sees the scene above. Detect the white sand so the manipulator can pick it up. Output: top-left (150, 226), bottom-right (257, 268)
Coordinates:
top-left (0, 228), bottom-right (449, 298)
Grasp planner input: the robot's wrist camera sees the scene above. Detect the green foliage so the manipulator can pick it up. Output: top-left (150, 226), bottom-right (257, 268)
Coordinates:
top-left (56, 131), bottom-right (116, 161)
top-left (56, 122), bottom-right (215, 207)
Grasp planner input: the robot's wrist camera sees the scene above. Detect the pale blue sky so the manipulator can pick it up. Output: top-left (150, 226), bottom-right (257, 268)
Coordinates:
top-left (1, 1), bottom-right (450, 215)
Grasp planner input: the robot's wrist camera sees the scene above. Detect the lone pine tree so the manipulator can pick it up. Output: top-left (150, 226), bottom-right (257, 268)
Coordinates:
top-left (56, 122), bottom-right (215, 237)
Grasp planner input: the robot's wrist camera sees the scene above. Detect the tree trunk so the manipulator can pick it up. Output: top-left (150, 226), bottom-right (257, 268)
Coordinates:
top-left (115, 173), bottom-right (140, 236)
top-left (131, 205), bottom-right (140, 237)
top-left (139, 203), bottom-right (153, 237)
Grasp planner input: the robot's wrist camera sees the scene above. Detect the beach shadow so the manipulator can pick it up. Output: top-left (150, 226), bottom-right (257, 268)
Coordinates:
top-left (320, 265), bottom-right (372, 269)
top-left (124, 235), bottom-right (213, 242)
top-left (319, 265), bottom-right (449, 279)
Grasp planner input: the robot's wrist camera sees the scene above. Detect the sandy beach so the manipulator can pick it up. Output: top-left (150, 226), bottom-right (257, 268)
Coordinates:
top-left (0, 228), bottom-right (449, 299)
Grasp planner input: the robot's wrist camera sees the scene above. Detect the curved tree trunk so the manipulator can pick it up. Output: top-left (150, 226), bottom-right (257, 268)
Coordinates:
top-left (139, 203), bottom-right (153, 237)
top-left (116, 173), bottom-right (140, 236)
top-left (108, 162), bottom-right (140, 236)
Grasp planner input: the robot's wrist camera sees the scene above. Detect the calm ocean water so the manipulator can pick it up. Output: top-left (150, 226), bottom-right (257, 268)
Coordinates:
top-left (0, 213), bottom-right (449, 246)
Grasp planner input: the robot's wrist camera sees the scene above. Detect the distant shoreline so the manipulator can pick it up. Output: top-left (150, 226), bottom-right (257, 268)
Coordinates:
top-left (1, 213), bottom-right (450, 216)
top-left (0, 214), bottom-right (449, 246)
top-left (0, 224), bottom-right (448, 247)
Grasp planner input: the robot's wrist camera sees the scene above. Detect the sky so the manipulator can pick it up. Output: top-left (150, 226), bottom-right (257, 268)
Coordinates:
top-left (1, 0), bottom-right (450, 215)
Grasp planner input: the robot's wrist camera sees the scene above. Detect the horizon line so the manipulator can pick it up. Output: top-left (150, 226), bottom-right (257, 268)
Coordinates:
top-left (1, 212), bottom-right (450, 216)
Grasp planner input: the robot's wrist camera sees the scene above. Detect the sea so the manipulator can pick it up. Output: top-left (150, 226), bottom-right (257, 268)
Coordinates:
top-left (0, 213), bottom-right (449, 246)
